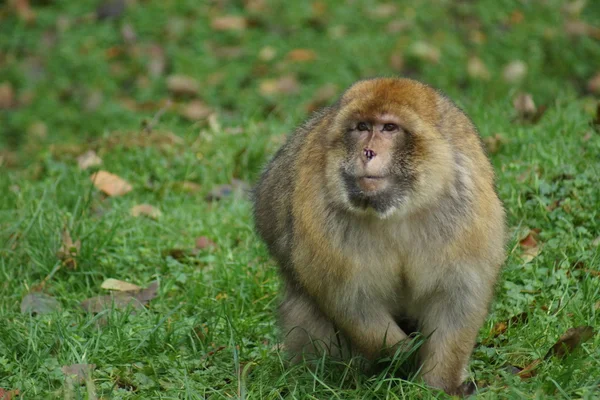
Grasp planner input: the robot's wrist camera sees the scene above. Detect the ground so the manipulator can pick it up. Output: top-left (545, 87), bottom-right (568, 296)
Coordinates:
top-left (1, 1), bottom-right (599, 398)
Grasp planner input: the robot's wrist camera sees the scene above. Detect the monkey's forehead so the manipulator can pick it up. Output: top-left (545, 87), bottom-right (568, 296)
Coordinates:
top-left (340, 78), bottom-right (439, 118)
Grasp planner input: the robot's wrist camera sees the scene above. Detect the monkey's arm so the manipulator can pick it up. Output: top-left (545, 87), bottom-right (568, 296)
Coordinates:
top-left (417, 267), bottom-right (494, 394)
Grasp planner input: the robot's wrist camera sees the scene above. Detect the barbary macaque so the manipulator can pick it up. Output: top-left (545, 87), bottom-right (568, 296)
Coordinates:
top-left (253, 78), bottom-right (506, 395)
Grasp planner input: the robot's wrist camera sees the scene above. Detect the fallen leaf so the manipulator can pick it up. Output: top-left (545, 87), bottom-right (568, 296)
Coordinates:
top-left (77, 150), bottom-right (102, 170)
top-left (369, 3), bottom-right (397, 18)
top-left (259, 75), bottom-right (300, 96)
top-left (386, 20), bottom-right (410, 34)
top-left (163, 248), bottom-right (199, 260)
top-left (519, 229), bottom-right (541, 263)
top-left (12, 0), bottom-right (35, 22)
top-left (508, 10), bottom-right (524, 25)
top-left (564, 20), bottom-right (600, 40)
top-left (503, 60), bottom-right (527, 83)
top-left (0, 388), bottom-right (20, 400)
top-left (166, 75), bottom-right (199, 97)
top-left (91, 170), bottom-right (132, 197)
top-left (28, 121), bottom-right (47, 140)
top-left (410, 41), bottom-right (440, 63)
top-left (0, 82), bottom-right (15, 109)
top-left (467, 56), bottom-right (490, 80)
top-left (173, 181), bottom-right (201, 193)
top-left (562, 0), bottom-right (587, 17)
top-left (20, 292), bottom-right (61, 315)
top-left (211, 15), bottom-right (248, 31)
top-left (81, 281), bottom-right (158, 313)
top-left (516, 359), bottom-right (542, 379)
top-left (544, 326), bottom-right (595, 359)
top-left (56, 228), bottom-right (81, 268)
top-left (130, 204), bottom-right (162, 219)
top-left (258, 46), bottom-right (277, 62)
top-left (592, 236), bottom-right (600, 247)
top-left (483, 133), bottom-right (507, 154)
top-left (195, 236), bottom-right (217, 249)
top-left (205, 179), bottom-right (250, 201)
top-left (587, 72), bottom-right (600, 94)
top-left (61, 364), bottom-right (96, 384)
top-left (286, 49), bottom-right (317, 63)
top-left (101, 278), bottom-right (142, 292)
top-left (121, 23), bottom-right (136, 44)
top-left (490, 312), bottom-right (528, 337)
top-left (179, 100), bottom-right (212, 120)
top-left (513, 93), bottom-right (537, 118)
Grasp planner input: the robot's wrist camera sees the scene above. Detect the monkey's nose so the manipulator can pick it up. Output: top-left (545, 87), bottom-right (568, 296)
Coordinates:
top-left (363, 148), bottom-right (376, 162)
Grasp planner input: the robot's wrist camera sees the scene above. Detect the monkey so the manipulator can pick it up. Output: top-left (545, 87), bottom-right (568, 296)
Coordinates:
top-left (253, 77), bottom-right (506, 395)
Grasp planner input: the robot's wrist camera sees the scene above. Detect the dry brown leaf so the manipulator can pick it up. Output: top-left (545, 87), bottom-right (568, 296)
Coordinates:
top-left (519, 230), bottom-right (541, 263)
top-left (410, 41), bottom-right (440, 63)
top-left (81, 281), bottom-right (158, 313)
top-left (545, 326), bottom-right (595, 359)
top-left (195, 236), bottom-right (217, 249)
top-left (562, 0), bottom-right (587, 17)
top-left (121, 23), bottom-right (136, 44)
top-left (0, 82), bottom-right (15, 109)
top-left (96, 0), bottom-right (125, 20)
top-left (61, 364), bottom-right (96, 384)
top-left (91, 170), bottom-right (132, 197)
top-left (516, 359), bottom-right (542, 379)
top-left (467, 56), bottom-right (490, 80)
top-left (259, 75), bottom-right (300, 96)
top-left (101, 278), bottom-right (142, 292)
top-left (386, 20), bottom-right (410, 34)
top-left (592, 236), bottom-right (600, 247)
top-left (20, 292), bottom-right (61, 315)
top-left (130, 204), bottom-right (162, 219)
top-left (513, 93), bottom-right (537, 117)
top-left (369, 3), bottom-right (397, 18)
top-left (587, 72), bottom-right (600, 94)
top-left (211, 15), bottom-right (248, 31)
top-left (57, 228), bottom-right (81, 268)
top-left (27, 121), bottom-right (47, 140)
top-left (564, 20), bottom-right (600, 40)
top-left (166, 75), bottom-right (199, 97)
top-left (483, 133), bottom-right (507, 154)
top-left (77, 150), bottom-right (102, 170)
top-left (503, 60), bottom-right (527, 83)
top-left (12, 0), bottom-right (35, 22)
top-left (0, 388), bottom-right (20, 400)
top-left (286, 49), bottom-right (317, 63)
top-left (179, 100), bottom-right (212, 121)
top-left (490, 312), bottom-right (528, 338)
top-left (258, 46), bottom-right (277, 62)
top-left (173, 181), bottom-right (201, 193)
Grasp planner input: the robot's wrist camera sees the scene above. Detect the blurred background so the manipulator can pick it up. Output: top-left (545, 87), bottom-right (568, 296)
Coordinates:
top-left (1, 0), bottom-right (599, 172)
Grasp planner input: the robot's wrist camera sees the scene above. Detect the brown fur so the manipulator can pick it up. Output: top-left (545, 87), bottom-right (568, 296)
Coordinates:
top-left (253, 78), bottom-right (506, 395)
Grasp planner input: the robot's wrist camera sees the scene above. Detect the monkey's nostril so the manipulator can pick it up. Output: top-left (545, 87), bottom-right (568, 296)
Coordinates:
top-left (364, 148), bottom-right (376, 161)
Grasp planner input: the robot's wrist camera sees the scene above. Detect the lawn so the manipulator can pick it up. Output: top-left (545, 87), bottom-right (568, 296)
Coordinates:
top-left (1, 0), bottom-right (600, 398)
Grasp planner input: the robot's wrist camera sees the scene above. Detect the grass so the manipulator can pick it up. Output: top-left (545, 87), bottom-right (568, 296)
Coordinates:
top-left (1, 0), bottom-right (600, 398)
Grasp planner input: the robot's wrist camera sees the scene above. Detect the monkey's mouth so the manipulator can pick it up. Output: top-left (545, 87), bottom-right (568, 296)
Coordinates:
top-left (357, 175), bottom-right (390, 193)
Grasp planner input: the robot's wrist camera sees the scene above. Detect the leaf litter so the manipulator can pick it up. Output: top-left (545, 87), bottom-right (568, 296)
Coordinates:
top-left (80, 280), bottom-right (159, 313)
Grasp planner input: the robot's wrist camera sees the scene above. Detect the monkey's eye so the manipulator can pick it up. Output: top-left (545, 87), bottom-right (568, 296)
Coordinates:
top-left (357, 122), bottom-right (369, 131)
top-left (383, 123), bottom-right (399, 132)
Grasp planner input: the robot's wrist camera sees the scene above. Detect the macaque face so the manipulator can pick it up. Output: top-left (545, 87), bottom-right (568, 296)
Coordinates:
top-left (338, 111), bottom-right (417, 216)
top-left (325, 78), bottom-right (451, 218)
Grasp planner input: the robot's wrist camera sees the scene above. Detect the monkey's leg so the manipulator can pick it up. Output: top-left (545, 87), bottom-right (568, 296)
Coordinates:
top-left (418, 286), bottom-right (489, 395)
top-left (279, 288), bottom-right (350, 362)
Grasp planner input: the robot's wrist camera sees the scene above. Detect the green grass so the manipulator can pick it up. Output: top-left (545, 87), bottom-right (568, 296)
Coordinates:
top-left (1, 0), bottom-right (600, 398)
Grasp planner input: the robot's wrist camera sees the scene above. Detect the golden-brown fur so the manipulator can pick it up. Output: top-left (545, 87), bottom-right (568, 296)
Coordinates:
top-left (253, 78), bottom-right (506, 395)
